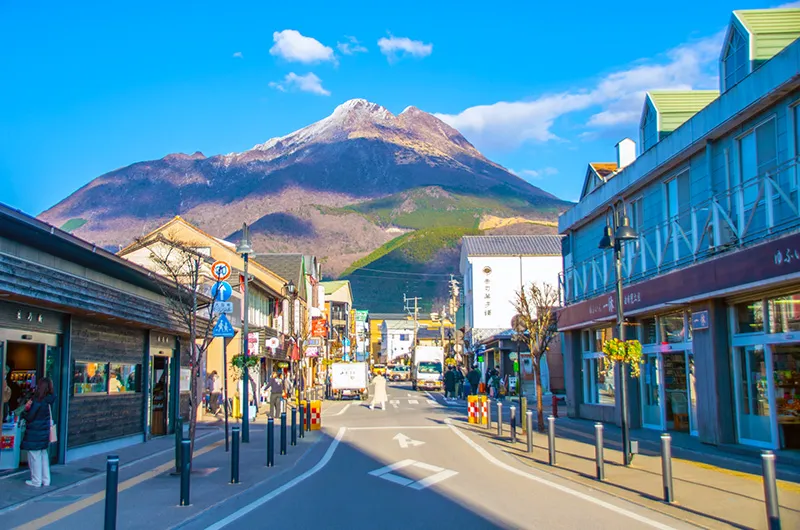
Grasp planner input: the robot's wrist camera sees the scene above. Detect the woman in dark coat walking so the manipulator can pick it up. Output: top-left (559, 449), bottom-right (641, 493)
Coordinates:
top-left (21, 377), bottom-right (56, 487)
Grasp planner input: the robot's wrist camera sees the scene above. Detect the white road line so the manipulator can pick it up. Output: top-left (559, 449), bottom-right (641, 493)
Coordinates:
top-left (327, 403), bottom-right (351, 416)
top-left (390, 400), bottom-right (400, 404)
top-left (409, 469), bottom-right (458, 491)
top-left (426, 400), bottom-right (437, 405)
top-left (347, 425), bottom-right (450, 431)
top-left (392, 403), bottom-right (399, 409)
top-left (445, 420), bottom-right (678, 530)
top-left (412, 462), bottom-right (443, 473)
top-left (368, 459), bottom-right (416, 476)
top-left (205, 427), bottom-right (347, 530)
top-left (408, 399), bottom-right (419, 405)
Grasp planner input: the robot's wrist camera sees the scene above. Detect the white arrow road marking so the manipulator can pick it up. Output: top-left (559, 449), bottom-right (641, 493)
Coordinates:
top-left (393, 433), bottom-right (425, 449)
top-left (426, 400), bottom-right (437, 405)
top-left (368, 459), bottom-right (458, 491)
top-left (408, 399), bottom-right (419, 405)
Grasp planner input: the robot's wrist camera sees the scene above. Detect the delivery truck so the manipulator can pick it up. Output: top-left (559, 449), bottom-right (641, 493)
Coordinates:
top-left (411, 346), bottom-right (444, 391)
top-left (330, 362), bottom-right (370, 400)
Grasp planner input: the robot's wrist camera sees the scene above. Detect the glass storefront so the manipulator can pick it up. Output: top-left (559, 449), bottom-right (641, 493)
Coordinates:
top-left (638, 310), bottom-right (697, 434)
top-left (731, 295), bottom-right (800, 449)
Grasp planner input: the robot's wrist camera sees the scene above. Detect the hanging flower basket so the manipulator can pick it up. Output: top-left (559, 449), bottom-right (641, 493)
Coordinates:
top-left (601, 338), bottom-right (643, 378)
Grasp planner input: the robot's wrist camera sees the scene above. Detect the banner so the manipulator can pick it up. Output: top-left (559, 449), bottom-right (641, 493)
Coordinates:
top-left (311, 317), bottom-right (328, 338)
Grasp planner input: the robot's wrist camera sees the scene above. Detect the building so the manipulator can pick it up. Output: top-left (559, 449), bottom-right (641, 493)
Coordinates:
top-left (119, 217), bottom-right (288, 401)
top-left (381, 319), bottom-right (414, 363)
top-left (321, 281), bottom-right (353, 360)
top-left (368, 313), bottom-right (406, 363)
top-left (558, 7), bottom-right (800, 450)
top-left (0, 203), bottom-right (190, 465)
top-left (354, 310), bottom-right (369, 362)
top-left (460, 235), bottom-right (564, 394)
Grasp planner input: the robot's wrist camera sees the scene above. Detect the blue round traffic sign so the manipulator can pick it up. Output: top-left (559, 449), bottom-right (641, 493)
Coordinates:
top-left (211, 281), bottom-right (232, 302)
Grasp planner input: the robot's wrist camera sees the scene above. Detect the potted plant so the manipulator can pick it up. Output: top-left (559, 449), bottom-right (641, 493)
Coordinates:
top-left (601, 338), bottom-right (643, 377)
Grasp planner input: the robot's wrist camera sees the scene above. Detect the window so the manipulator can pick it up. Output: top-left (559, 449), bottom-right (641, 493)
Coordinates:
top-left (768, 294), bottom-right (800, 333)
top-left (582, 328), bottom-right (615, 406)
top-left (628, 198), bottom-right (643, 232)
top-left (665, 171), bottom-right (690, 223)
top-left (738, 118), bottom-right (777, 207)
top-left (722, 26), bottom-right (748, 92)
top-left (73, 362), bottom-right (108, 394)
top-left (109, 364), bottom-right (142, 393)
top-left (399, 334), bottom-right (408, 341)
top-left (640, 317), bottom-right (657, 344)
top-left (640, 102), bottom-right (658, 152)
top-left (659, 312), bottom-right (687, 344)
top-left (735, 300), bottom-right (764, 334)
top-left (74, 361), bottom-right (142, 395)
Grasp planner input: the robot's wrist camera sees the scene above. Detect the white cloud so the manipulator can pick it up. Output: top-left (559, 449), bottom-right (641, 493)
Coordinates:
top-left (776, 1), bottom-right (800, 8)
top-left (377, 35), bottom-right (432, 61)
top-left (337, 36), bottom-right (367, 55)
top-left (436, 31), bottom-right (724, 149)
top-left (269, 72), bottom-right (330, 96)
top-left (232, 51), bottom-right (243, 59)
top-left (270, 30), bottom-right (335, 64)
top-left (512, 167), bottom-right (559, 179)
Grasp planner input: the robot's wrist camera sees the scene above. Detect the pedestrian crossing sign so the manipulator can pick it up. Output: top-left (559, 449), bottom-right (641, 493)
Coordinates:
top-left (212, 314), bottom-right (235, 338)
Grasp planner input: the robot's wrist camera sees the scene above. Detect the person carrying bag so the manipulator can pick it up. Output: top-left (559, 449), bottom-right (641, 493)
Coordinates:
top-left (21, 377), bottom-right (56, 488)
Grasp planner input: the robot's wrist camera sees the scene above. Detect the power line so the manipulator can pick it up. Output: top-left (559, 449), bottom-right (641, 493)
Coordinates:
top-left (348, 266), bottom-right (453, 277)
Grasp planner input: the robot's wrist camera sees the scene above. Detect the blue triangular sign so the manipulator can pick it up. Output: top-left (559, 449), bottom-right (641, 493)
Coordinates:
top-left (213, 314), bottom-right (235, 338)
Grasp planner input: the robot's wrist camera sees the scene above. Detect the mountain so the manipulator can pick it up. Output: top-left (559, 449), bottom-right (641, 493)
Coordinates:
top-left (39, 98), bottom-right (570, 311)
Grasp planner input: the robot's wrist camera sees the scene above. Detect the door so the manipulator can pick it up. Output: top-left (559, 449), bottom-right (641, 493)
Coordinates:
top-left (44, 345), bottom-right (62, 462)
top-left (733, 345), bottom-right (773, 446)
top-left (768, 344), bottom-right (800, 449)
top-left (663, 352), bottom-right (690, 432)
top-left (150, 356), bottom-right (170, 437)
top-left (687, 352), bottom-right (698, 435)
top-left (641, 353), bottom-right (662, 429)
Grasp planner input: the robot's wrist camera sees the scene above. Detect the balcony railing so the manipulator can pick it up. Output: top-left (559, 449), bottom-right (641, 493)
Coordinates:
top-left (561, 156), bottom-right (800, 305)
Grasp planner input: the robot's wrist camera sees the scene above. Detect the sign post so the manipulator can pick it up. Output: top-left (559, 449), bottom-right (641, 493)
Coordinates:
top-left (213, 314), bottom-right (235, 452)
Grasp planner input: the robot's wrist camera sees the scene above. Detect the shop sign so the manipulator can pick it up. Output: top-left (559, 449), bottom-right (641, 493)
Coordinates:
top-left (305, 347), bottom-right (320, 357)
top-left (16, 310), bottom-right (43, 324)
top-left (248, 332), bottom-right (259, 356)
top-left (277, 362), bottom-right (289, 368)
top-left (355, 310), bottom-right (369, 322)
top-left (179, 368), bottom-right (191, 393)
top-left (0, 435), bottom-right (14, 450)
top-left (311, 318), bottom-right (328, 337)
top-left (691, 311), bottom-right (709, 330)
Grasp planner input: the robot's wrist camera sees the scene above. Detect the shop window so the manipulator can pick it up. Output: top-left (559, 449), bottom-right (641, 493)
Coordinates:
top-left (659, 313), bottom-right (686, 343)
top-left (582, 328), bottom-right (615, 406)
top-left (640, 317), bottom-right (657, 344)
top-left (735, 300), bottom-right (764, 333)
top-left (73, 362), bottom-right (108, 394)
top-left (109, 364), bottom-right (142, 393)
top-left (768, 294), bottom-right (800, 334)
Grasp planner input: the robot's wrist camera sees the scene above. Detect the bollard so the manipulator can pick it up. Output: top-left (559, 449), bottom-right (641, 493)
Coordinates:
top-left (526, 411), bottom-right (534, 453)
top-left (510, 406), bottom-right (517, 443)
top-left (761, 451), bottom-right (781, 530)
top-left (174, 417), bottom-right (183, 471)
top-left (552, 394), bottom-right (558, 418)
top-left (267, 417), bottom-right (275, 467)
top-left (547, 415), bottom-right (556, 466)
top-left (306, 402), bottom-right (312, 431)
top-left (660, 433), bottom-right (674, 503)
top-left (280, 411), bottom-right (287, 455)
top-left (299, 404), bottom-right (306, 439)
top-left (595, 423), bottom-right (605, 481)
top-left (291, 407), bottom-right (297, 446)
top-left (231, 427), bottom-right (240, 484)
top-left (485, 399), bottom-right (492, 430)
top-left (104, 455), bottom-right (119, 530)
top-left (496, 402), bottom-right (503, 437)
top-left (179, 439), bottom-right (191, 506)
top-left (520, 397), bottom-right (528, 433)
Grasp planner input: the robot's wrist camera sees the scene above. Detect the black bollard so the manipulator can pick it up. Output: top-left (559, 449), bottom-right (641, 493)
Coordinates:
top-left (299, 404), bottom-right (305, 439)
top-left (761, 451), bottom-right (781, 530)
top-left (280, 412), bottom-right (287, 455)
top-left (510, 406), bottom-right (517, 443)
top-left (661, 433), bottom-right (674, 503)
top-left (174, 417), bottom-right (183, 471)
top-left (291, 407), bottom-right (297, 446)
top-left (595, 423), bottom-right (605, 481)
top-left (547, 415), bottom-right (556, 466)
top-left (179, 439), bottom-right (191, 506)
top-left (526, 411), bottom-right (534, 453)
top-left (231, 427), bottom-right (240, 484)
top-left (306, 402), bottom-right (312, 431)
top-left (104, 455), bottom-right (119, 530)
top-left (267, 417), bottom-right (275, 467)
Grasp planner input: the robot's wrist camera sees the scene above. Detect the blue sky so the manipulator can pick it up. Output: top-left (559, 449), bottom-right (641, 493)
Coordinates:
top-left (1, 0), bottom-right (796, 215)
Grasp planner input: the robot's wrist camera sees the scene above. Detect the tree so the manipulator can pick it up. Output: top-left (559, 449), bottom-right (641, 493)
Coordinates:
top-left (135, 232), bottom-right (218, 463)
top-left (512, 282), bottom-right (560, 433)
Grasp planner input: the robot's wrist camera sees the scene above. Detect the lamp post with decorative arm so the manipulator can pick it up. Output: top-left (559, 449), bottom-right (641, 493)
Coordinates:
top-left (598, 208), bottom-right (638, 466)
top-left (236, 223), bottom-right (254, 443)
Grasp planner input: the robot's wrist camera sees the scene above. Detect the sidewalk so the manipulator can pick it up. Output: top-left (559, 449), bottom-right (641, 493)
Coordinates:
top-left (457, 416), bottom-right (800, 530)
top-left (1, 422), bottom-right (324, 530)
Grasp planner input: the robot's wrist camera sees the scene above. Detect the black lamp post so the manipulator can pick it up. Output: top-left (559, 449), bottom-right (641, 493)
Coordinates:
top-left (598, 209), bottom-right (638, 466)
top-left (512, 315), bottom-right (527, 425)
top-left (283, 280), bottom-right (298, 396)
top-left (235, 223), bottom-right (254, 443)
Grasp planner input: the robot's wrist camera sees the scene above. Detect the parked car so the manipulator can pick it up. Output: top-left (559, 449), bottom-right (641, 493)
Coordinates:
top-left (388, 365), bottom-right (410, 382)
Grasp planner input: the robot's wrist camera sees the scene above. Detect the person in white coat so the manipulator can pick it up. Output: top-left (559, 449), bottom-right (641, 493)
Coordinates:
top-left (370, 373), bottom-right (388, 410)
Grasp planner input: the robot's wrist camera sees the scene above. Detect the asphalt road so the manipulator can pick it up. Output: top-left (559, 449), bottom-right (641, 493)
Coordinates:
top-left (187, 383), bottom-right (699, 530)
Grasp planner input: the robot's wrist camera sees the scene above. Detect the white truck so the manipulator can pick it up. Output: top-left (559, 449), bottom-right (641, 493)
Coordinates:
top-left (411, 346), bottom-right (444, 391)
top-left (330, 362), bottom-right (370, 400)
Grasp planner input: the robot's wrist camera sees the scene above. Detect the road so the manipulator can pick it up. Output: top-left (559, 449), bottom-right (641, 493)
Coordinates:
top-left (182, 383), bottom-right (697, 530)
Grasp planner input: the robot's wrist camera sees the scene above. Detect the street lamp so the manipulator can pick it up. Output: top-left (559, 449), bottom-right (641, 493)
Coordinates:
top-left (283, 280), bottom-right (298, 398)
top-left (598, 207), bottom-right (638, 466)
top-left (236, 223), bottom-right (254, 443)
top-left (512, 315), bottom-right (527, 425)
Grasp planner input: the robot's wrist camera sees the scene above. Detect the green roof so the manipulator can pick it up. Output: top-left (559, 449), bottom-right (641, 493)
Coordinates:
top-left (647, 90), bottom-right (720, 135)
top-left (321, 280), bottom-right (350, 296)
top-left (735, 9), bottom-right (800, 62)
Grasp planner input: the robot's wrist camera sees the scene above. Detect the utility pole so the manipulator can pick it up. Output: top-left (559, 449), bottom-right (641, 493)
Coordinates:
top-left (404, 294), bottom-right (421, 388)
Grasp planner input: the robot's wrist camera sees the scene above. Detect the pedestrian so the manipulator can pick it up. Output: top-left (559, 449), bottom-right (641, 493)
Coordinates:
top-left (489, 370), bottom-right (501, 400)
top-left (444, 366), bottom-right (457, 400)
top-left (21, 377), bottom-right (56, 487)
top-left (467, 365), bottom-right (481, 396)
top-left (267, 371), bottom-right (284, 418)
top-left (210, 371), bottom-right (223, 414)
top-left (456, 368), bottom-right (465, 399)
top-left (369, 372), bottom-right (388, 410)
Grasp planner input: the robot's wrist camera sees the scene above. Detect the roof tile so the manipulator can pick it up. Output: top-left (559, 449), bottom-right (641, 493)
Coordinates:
top-left (462, 235), bottom-right (563, 257)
